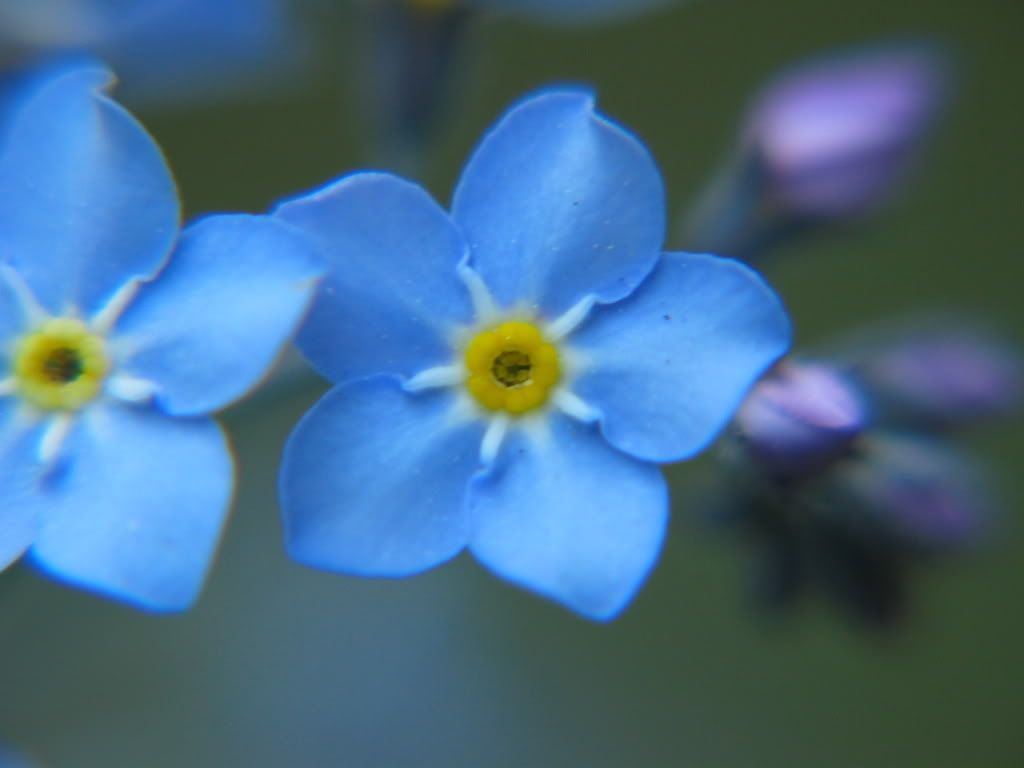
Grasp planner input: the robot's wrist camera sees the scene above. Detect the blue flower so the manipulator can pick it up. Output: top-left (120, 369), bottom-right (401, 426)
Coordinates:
top-left (0, 60), bottom-right (321, 610)
top-left (275, 89), bottom-right (791, 620)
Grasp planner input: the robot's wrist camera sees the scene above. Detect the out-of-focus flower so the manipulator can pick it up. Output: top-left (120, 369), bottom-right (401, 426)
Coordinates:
top-left (0, 60), bottom-right (321, 610)
top-left (275, 89), bottom-right (791, 620)
top-left (747, 44), bottom-right (947, 216)
top-left (0, 744), bottom-right (34, 768)
top-left (735, 360), bottom-right (868, 476)
top-left (0, 0), bottom-right (304, 105)
top-left (684, 43), bottom-right (949, 259)
top-left (712, 339), bottom-right (1003, 628)
top-left (827, 434), bottom-right (989, 551)
top-left (852, 326), bottom-right (1022, 430)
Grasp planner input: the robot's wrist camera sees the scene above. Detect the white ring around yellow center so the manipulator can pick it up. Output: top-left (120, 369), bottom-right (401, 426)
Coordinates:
top-left (463, 320), bottom-right (561, 415)
top-left (12, 317), bottom-right (109, 411)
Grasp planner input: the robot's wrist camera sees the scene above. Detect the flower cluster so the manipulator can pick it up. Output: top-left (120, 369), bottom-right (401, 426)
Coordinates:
top-left (711, 332), bottom-right (1016, 627)
top-left (0, 4), bottom-right (1014, 636)
top-left (0, 55), bottom-right (796, 620)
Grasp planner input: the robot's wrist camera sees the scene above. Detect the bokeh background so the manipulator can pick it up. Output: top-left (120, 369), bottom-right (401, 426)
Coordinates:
top-left (1, 0), bottom-right (1022, 765)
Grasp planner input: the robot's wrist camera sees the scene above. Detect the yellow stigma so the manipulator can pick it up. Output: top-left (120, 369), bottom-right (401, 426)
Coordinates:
top-left (463, 320), bottom-right (561, 415)
top-left (12, 318), bottom-right (109, 411)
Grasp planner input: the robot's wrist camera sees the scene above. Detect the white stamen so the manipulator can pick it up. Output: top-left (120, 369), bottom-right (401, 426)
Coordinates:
top-left (38, 413), bottom-right (74, 467)
top-left (106, 374), bottom-right (158, 404)
top-left (456, 261), bottom-right (498, 322)
top-left (553, 389), bottom-right (601, 423)
top-left (0, 377), bottom-right (17, 397)
top-left (545, 295), bottom-right (596, 341)
top-left (0, 263), bottom-right (49, 326)
top-left (91, 279), bottom-right (141, 334)
top-left (403, 365), bottom-right (463, 392)
top-left (480, 414), bottom-right (509, 465)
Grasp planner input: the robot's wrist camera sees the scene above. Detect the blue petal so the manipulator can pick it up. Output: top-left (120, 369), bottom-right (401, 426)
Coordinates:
top-left (570, 252), bottom-right (792, 462)
top-left (468, 414), bottom-right (668, 620)
top-left (113, 214), bottom-right (322, 415)
top-left (280, 379), bottom-right (484, 577)
top-left (0, 401), bottom-right (42, 572)
top-left (452, 89), bottom-right (664, 317)
top-left (274, 173), bottom-right (474, 383)
top-left (0, 60), bottom-right (179, 317)
top-left (30, 403), bottom-right (233, 611)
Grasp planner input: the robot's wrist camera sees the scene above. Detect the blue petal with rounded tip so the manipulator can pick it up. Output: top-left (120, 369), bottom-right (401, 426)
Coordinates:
top-left (452, 89), bottom-right (664, 318)
top-left (113, 214), bottom-right (322, 416)
top-left (570, 252), bottom-right (791, 462)
top-left (280, 379), bottom-right (484, 577)
top-left (29, 403), bottom-right (233, 612)
top-left (0, 60), bottom-right (179, 317)
top-left (274, 173), bottom-right (474, 384)
top-left (0, 400), bottom-right (42, 572)
top-left (468, 414), bottom-right (668, 620)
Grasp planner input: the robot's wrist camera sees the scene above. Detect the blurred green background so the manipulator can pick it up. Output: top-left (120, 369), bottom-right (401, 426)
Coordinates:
top-left (1, 0), bottom-right (1022, 765)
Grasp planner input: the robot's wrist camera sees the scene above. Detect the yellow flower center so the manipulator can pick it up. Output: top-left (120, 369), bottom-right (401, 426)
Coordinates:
top-left (463, 320), bottom-right (561, 415)
top-left (13, 318), bottom-right (109, 411)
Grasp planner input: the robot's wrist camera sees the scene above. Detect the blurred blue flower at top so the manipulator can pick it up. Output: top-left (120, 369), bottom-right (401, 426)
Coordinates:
top-left (275, 88), bottom-right (791, 620)
top-left (0, 59), bottom-right (321, 610)
top-left (0, 0), bottom-right (304, 105)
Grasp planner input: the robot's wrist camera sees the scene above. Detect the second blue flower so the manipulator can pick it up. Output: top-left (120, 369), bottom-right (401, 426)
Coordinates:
top-left (276, 89), bottom-right (792, 619)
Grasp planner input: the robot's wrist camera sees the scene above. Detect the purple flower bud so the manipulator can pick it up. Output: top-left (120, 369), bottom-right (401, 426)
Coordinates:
top-left (859, 329), bottom-right (1022, 428)
top-left (745, 44), bottom-right (947, 217)
top-left (834, 435), bottom-right (988, 549)
top-left (736, 361), bottom-right (869, 476)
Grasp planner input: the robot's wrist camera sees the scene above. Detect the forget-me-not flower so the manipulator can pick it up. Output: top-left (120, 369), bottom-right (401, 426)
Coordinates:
top-left (276, 89), bottom-right (791, 620)
top-left (0, 60), bottom-right (321, 610)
